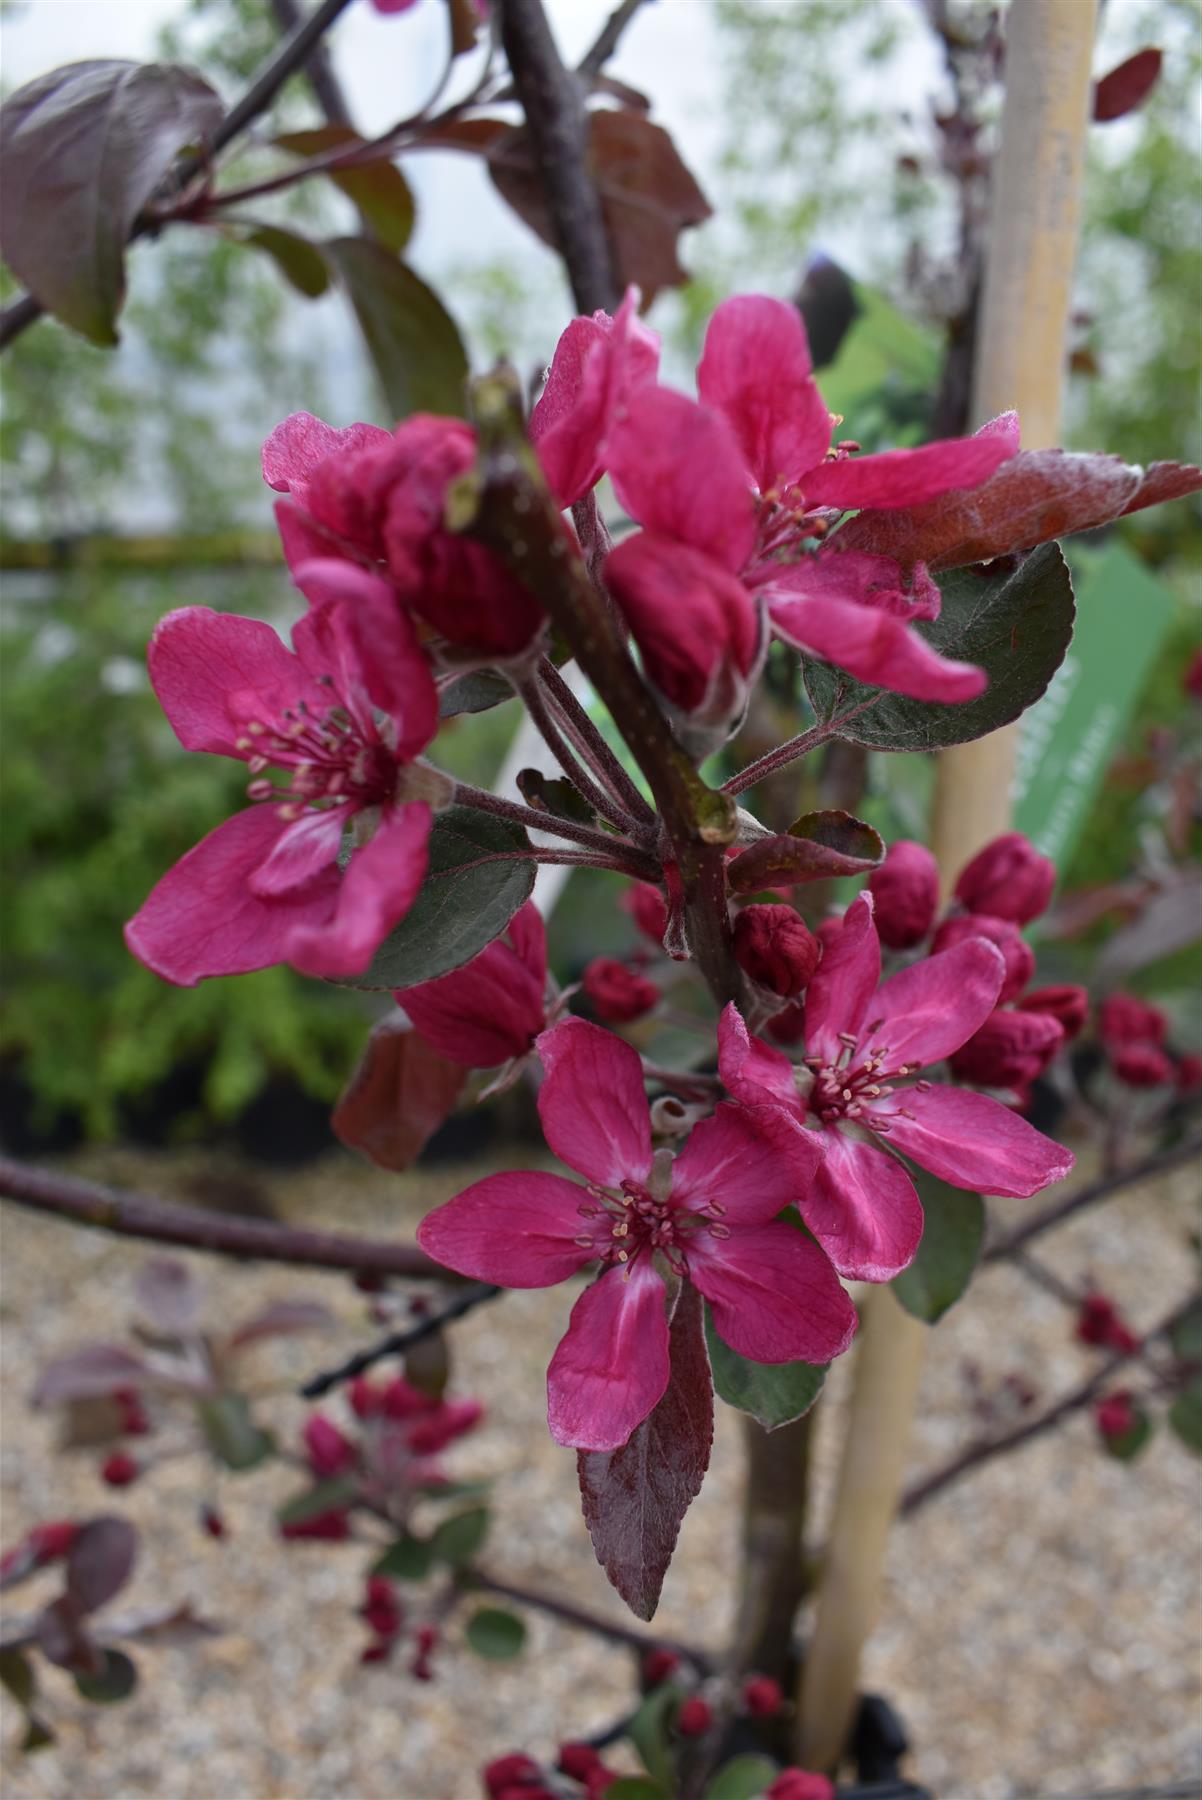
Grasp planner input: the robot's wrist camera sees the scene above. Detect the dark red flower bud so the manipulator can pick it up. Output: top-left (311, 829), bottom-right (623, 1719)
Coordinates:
top-left (381, 1376), bottom-right (435, 1420)
top-left (734, 905), bottom-right (820, 998)
top-left (360, 1640), bottom-right (391, 1664)
top-left (30, 1521), bottom-right (80, 1564)
top-left (1094, 1390), bottom-right (1137, 1442)
top-left (585, 1771), bottom-right (619, 1799)
top-left (558, 1742), bottom-right (605, 1781)
top-left (1076, 1293), bottom-right (1140, 1355)
top-left (115, 1388), bottom-right (151, 1437)
top-left (765, 999), bottom-right (807, 1045)
top-left (280, 1507), bottom-right (351, 1541)
top-left (201, 1506), bottom-right (227, 1540)
top-left (1112, 1042), bottom-right (1175, 1088)
top-left (349, 1376), bottom-right (384, 1419)
top-left (953, 832), bottom-right (1055, 925)
top-left (949, 1008), bottom-right (1064, 1089)
top-left (582, 958), bottom-right (660, 1024)
top-left (101, 1452), bottom-right (139, 1488)
top-left (867, 840), bottom-right (939, 949)
top-left (1177, 1052), bottom-right (1202, 1093)
top-left (1017, 984), bottom-right (1089, 1040)
top-left (303, 1414), bottom-right (356, 1477)
top-left (1184, 646), bottom-right (1202, 700)
top-left (405, 1397), bottom-right (484, 1454)
top-left (642, 1647), bottom-right (681, 1687)
top-left (932, 913), bottom-right (1035, 1004)
top-left (1099, 992), bottom-right (1168, 1048)
top-left (363, 1598), bottom-right (402, 1638)
top-left (484, 1765), bottom-right (543, 1800)
top-left (815, 916), bottom-right (843, 958)
top-left (765, 1771), bottom-right (835, 1800)
top-left (622, 881), bottom-right (669, 946)
top-left (676, 1696), bottom-right (713, 1737)
top-left (743, 1674), bottom-right (784, 1718)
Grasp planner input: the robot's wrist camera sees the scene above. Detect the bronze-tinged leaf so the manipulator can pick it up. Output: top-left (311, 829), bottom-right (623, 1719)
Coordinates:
top-left (1093, 47), bottom-right (1162, 122)
top-left (65, 1517), bottom-right (137, 1615)
top-left (577, 1282), bottom-right (713, 1621)
top-left (241, 224), bottom-right (331, 298)
top-left (728, 813), bottom-right (884, 893)
top-left (276, 127), bottom-right (414, 252)
top-left (836, 447), bottom-right (1202, 573)
top-left (332, 1013), bottom-right (466, 1172)
top-left (0, 60), bottom-right (223, 344)
top-left (322, 238), bottom-right (469, 421)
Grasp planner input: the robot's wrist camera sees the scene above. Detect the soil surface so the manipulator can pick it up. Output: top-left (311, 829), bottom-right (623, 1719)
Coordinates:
top-left (1, 1143), bottom-right (1199, 1799)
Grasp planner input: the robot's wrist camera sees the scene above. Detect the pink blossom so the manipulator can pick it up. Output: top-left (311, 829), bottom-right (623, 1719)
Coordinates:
top-left (953, 831), bottom-right (1055, 925)
top-left (398, 902), bottom-right (548, 1067)
top-left (125, 568), bottom-right (438, 985)
top-left (718, 895), bottom-right (1074, 1283)
top-left (529, 286), bottom-right (660, 507)
top-left (417, 1018), bottom-right (856, 1452)
top-left (263, 412), bottom-right (544, 658)
top-left (1094, 1390), bottom-right (1138, 1443)
top-left (599, 295), bottom-right (1015, 708)
top-left (867, 839), bottom-right (940, 949)
top-left (303, 1414), bottom-right (357, 1477)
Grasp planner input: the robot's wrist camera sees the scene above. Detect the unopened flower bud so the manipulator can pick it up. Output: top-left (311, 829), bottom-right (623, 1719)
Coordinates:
top-left (405, 1397), bottom-right (484, 1453)
top-left (765, 1772), bottom-right (835, 1800)
top-left (676, 1696), bottom-right (713, 1737)
top-left (642, 1647), bottom-right (681, 1687)
top-left (483, 1755), bottom-right (543, 1798)
top-left (558, 1743), bottom-right (605, 1781)
top-left (201, 1506), bottom-right (226, 1540)
top-left (867, 840), bottom-right (939, 949)
top-left (734, 905), bottom-right (819, 998)
top-left (765, 999), bottom-right (807, 1045)
top-left (360, 1640), bottom-right (391, 1665)
top-left (932, 913), bottom-right (1034, 1005)
top-left (1, 1520), bottom-right (80, 1583)
top-left (349, 1376), bottom-right (383, 1419)
top-left (583, 958), bottom-right (660, 1024)
top-left (381, 1376), bottom-right (434, 1420)
top-left (1112, 1042), bottom-right (1174, 1088)
top-left (954, 832), bottom-right (1055, 925)
top-left (101, 1452), bottom-right (139, 1488)
top-left (1177, 1052), bottom-right (1202, 1093)
top-left (303, 1413), bottom-right (356, 1477)
top-left (1017, 984), bottom-right (1089, 1040)
top-left (743, 1674), bottom-right (784, 1718)
top-left (1076, 1293), bottom-right (1140, 1355)
top-left (622, 881), bottom-right (669, 946)
top-left (1099, 992), bottom-right (1168, 1048)
top-left (949, 1008), bottom-right (1064, 1089)
top-left (115, 1388), bottom-right (151, 1437)
top-left (279, 1507), bottom-right (351, 1542)
top-left (1094, 1390), bottom-right (1138, 1443)
top-left (815, 916), bottom-right (843, 958)
top-left (1184, 647), bottom-right (1202, 700)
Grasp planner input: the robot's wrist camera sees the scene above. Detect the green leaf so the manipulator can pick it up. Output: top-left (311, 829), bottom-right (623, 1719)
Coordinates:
top-left (516, 767), bottom-right (597, 824)
top-left (464, 1606), bottom-right (527, 1660)
top-left (1171, 1298), bottom-right (1202, 1367)
top-left (728, 810), bottom-right (883, 892)
top-left (0, 1648), bottom-right (35, 1709)
top-left (324, 237), bottom-right (469, 420)
top-left (241, 225), bottom-right (330, 299)
top-left (803, 542), bottom-right (1075, 752)
top-left (0, 59), bottom-right (224, 344)
top-left (349, 807), bottom-right (535, 990)
top-left (705, 1307), bottom-right (827, 1430)
top-left (372, 1531), bottom-right (434, 1581)
top-left (705, 1754), bottom-right (782, 1799)
top-left (73, 1648), bottom-right (137, 1705)
top-left (277, 128), bottom-right (415, 252)
top-left (429, 1506), bottom-right (489, 1567)
top-left (605, 1782), bottom-right (670, 1800)
top-left (438, 670), bottom-right (513, 717)
top-left (891, 1177), bottom-right (985, 1324)
top-left (195, 1394), bottom-right (273, 1472)
top-left (627, 1682), bottom-right (680, 1789)
top-left (1103, 1405), bottom-right (1154, 1463)
top-left (1169, 1379), bottom-right (1202, 1454)
top-left (276, 1475), bottom-right (360, 1528)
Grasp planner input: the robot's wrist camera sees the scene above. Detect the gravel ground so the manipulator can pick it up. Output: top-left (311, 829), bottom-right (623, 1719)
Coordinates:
top-left (1, 1143), bottom-right (1199, 1800)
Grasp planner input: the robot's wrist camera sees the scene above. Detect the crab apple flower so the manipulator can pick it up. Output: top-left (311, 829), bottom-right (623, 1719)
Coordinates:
top-left (601, 295), bottom-right (1014, 710)
top-left (1018, 984), bottom-right (1089, 1040)
top-left (948, 1008), bottom-right (1065, 1090)
top-left (303, 1414), bottom-right (357, 1478)
top-left (1095, 1390), bottom-right (1138, 1443)
top-left (765, 1773), bottom-right (835, 1800)
top-left (718, 895), bottom-right (1074, 1283)
top-left (582, 957), bottom-right (660, 1023)
top-left (529, 286), bottom-right (660, 507)
top-left (1, 1521), bottom-right (80, 1584)
top-left (417, 1018), bottom-right (856, 1452)
top-left (734, 904), bottom-right (820, 997)
top-left (867, 839), bottom-right (940, 949)
top-left (953, 831), bottom-right (1055, 925)
top-left (125, 571), bottom-right (439, 985)
top-left (931, 912), bottom-right (1035, 1005)
top-left (1099, 992), bottom-right (1168, 1047)
top-left (263, 412), bottom-right (543, 659)
top-left (398, 903), bottom-right (548, 1067)
top-left (1112, 1042), bottom-right (1175, 1089)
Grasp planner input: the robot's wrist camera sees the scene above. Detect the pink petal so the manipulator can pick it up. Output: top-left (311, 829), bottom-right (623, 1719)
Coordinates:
top-left (688, 1222), bottom-right (857, 1364)
top-left (758, 545), bottom-right (941, 620)
top-left (805, 1129), bottom-right (925, 1282)
top-left (416, 1170), bottom-right (597, 1285)
top-left (147, 608), bottom-right (319, 757)
top-left (506, 900), bottom-right (548, 988)
top-left (859, 937), bottom-right (1006, 1069)
top-left (285, 802), bottom-right (431, 978)
top-left (530, 289), bottom-right (660, 507)
top-left (247, 809), bottom-right (344, 898)
top-left (696, 294), bottom-right (832, 492)
top-left (547, 1262), bottom-right (670, 1451)
top-left (769, 592), bottom-right (986, 702)
top-left (606, 386), bottom-right (757, 573)
top-left (671, 1103), bottom-right (801, 1225)
top-left (292, 565), bottom-right (438, 761)
top-left (536, 1019), bottom-right (653, 1188)
top-left (979, 409), bottom-right (1021, 453)
top-left (273, 497), bottom-right (360, 578)
top-left (399, 909), bottom-right (547, 1068)
top-left (604, 532), bottom-right (760, 713)
top-left (803, 894), bottom-right (881, 1064)
top-left (262, 412), bottom-right (391, 496)
top-left (125, 806), bottom-right (338, 986)
top-left (802, 431), bottom-right (1013, 511)
top-left (716, 1003), bottom-right (801, 1113)
top-left (875, 1083), bottom-right (1074, 1197)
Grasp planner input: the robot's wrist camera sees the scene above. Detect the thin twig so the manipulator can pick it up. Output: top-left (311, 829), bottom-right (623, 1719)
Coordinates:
top-left (299, 1282), bottom-right (501, 1398)
top-left (451, 779), bottom-right (638, 853)
top-left (0, 1156), bottom-right (454, 1281)
top-left (515, 674), bottom-right (640, 833)
top-left (983, 1137), bottom-right (1202, 1265)
top-left (428, 845), bottom-right (659, 880)
top-left (537, 656), bottom-right (658, 826)
top-left (466, 1567), bottom-right (711, 1669)
top-left (720, 698), bottom-right (879, 797)
top-left (577, 0), bottom-right (653, 79)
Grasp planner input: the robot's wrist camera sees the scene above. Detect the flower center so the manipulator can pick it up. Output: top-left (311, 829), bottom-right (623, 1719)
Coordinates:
top-left (572, 1170), bottom-right (730, 1277)
top-left (237, 693), bottom-right (395, 820)
top-left (805, 1031), bottom-right (931, 1128)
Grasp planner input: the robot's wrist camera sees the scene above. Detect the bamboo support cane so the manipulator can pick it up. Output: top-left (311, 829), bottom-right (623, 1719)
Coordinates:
top-left (797, 1), bottom-right (1099, 1771)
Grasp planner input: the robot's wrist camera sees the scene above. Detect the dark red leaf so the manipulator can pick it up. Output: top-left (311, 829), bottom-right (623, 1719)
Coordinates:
top-left (837, 448), bottom-right (1202, 573)
top-left (132, 1258), bottom-right (201, 1337)
top-left (332, 1013), bottom-right (466, 1172)
top-left (223, 1299), bottom-right (334, 1355)
top-left (1093, 48), bottom-right (1162, 122)
top-left (66, 1517), bottom-right (137, 1615)
top-left (276, 127), bottom-right (414, 253)
top-left (728, 813), bottom-right (884, 893)
top-left (31, 1346), bottom-right (155, 1407)
top-left (0, 60), bottom-right (223, 343)
top-left (577, 1282), bottom-right (713, 1621)
top-left (35, 1598), bottom-right (97, 1674)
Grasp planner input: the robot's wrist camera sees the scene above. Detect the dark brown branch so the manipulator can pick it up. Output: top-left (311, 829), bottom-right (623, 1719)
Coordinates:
top-left (299, 1281), bottom-right (501, 1398)
top-left (577, 0), bottom-right (653, 80)
top-left (268, 0), bottom-right (354, 126)
top-left (496, 0), bottom-right (620, 314)
top-left (0, 1156), bottom-right (453, 1281)
top-left (899, 1295), bottom-right (1195, 1516)
top-left (466, 1566), bottom-right (710, 1669)
top-left (984, 1138), bottom-right (1202, 1266)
